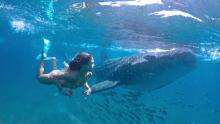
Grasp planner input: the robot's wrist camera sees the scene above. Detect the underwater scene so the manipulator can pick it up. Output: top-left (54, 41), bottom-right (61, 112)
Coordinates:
top-left (0, 0), bottom-right (220, 124)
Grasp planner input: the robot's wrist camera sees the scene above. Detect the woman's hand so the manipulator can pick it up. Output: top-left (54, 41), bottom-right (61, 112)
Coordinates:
top-left (62, 89), bottom-right (73, 97)
top-left (84, 88), bottom-right (92, 96)
top-left (85, 72), bottom-right (92, 79)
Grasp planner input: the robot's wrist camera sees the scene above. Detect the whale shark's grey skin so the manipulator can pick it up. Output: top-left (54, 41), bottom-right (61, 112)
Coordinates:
top-left (91, 47), bottom-right (196, 94)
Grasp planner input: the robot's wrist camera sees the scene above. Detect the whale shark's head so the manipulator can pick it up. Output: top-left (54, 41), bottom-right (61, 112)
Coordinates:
top-left (123, 47), bottom-right (196, 91)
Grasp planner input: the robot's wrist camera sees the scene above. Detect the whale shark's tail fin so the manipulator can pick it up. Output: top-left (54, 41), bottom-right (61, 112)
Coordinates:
top-left (91, 80), bottom-right (119, 94)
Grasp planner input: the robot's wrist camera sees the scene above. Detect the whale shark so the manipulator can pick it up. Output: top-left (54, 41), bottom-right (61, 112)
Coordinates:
top-left (91, 47), bottom-right (196, 94)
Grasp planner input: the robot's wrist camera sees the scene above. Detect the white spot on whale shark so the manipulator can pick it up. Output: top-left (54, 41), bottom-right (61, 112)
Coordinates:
top-left (131, 57), bottom-right (147, 65)
top-left (131, 48), bottom-right (176, 65)
top-left (150, 10), bottom-right (203, 22)
top-left (99, 0), bottom-right (163, 7)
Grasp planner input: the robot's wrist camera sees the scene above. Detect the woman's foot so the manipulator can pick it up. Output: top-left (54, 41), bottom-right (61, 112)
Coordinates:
top-left (62, 89), bottom-right (73, 97)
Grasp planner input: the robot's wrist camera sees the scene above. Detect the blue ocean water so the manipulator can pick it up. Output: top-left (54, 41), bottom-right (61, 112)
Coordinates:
top-left (0, 0), bottom-right (220, 124)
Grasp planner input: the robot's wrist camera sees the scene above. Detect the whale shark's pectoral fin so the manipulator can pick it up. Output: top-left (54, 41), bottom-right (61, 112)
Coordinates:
top-left (91, 80), bottom-right (119, 94)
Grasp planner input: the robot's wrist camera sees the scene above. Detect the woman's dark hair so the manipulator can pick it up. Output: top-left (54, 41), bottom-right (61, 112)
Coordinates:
top-left (69, 52), bottom-right (93, 71)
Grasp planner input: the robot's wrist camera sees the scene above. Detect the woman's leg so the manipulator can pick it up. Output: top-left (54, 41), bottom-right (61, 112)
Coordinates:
top-left (51, 57), bottom-right (57, 71)
top-left (36, 54), bottom-right (54, 85)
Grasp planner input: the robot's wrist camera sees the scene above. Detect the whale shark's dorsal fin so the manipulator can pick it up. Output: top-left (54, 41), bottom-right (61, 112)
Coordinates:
top-left (91, 80), bottom-right (119, 94)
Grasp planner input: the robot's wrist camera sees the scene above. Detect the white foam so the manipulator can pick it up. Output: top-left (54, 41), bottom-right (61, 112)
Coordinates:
top-left (147, 48), bottom-right (175, 53)
top-left (63, 42), bottom-right (176, 55)
top-left (46, 0), bottom-right (55, 21)
top-left (70, 2), bottom-right (86, 12)
top-left (80, 43), bottom-right (98, 48)
top-left (205, 15), bottom-right (220, 22)
top-left (210, 49), bottom-right (220, 60)
top-left (99, 0), bottom-right (163, 7)
top-left (150, 10), bottom-right (203, 22)
top-left (199, 42), bottom-right (220, 61)
top-left (11, 20), bottom-right (25, 31)
top-left (77, 43), bottom-right (176, 54)
top-left (201, 47), bottom-right (220, 61)
top-left (108, 46), bottom-right (147, 53)
top-left (10, 19), bottom-right (34, 33)
top-left (0, 3), bottom-right (13, 10)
